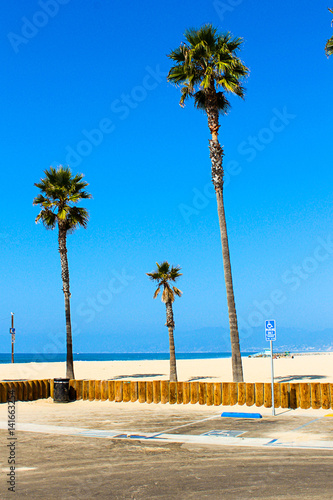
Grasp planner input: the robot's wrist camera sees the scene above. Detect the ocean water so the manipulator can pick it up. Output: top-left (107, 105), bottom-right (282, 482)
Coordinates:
top-left (0, 352), bottom-right (238, 364)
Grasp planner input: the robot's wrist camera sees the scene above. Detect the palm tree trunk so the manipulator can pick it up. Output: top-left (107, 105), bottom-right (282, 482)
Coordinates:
top-left (165, 301), bottom-right (178, 382)
top-left (209, 137), bottom-right (244, 383)
top-left (58, 226), bottom-right (75, 380)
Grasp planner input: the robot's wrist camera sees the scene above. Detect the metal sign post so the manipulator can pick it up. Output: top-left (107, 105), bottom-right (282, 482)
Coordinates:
top-left (10, 313), bottom-right (15, 364)
top-left (265, 320), bottom-right (276, 416)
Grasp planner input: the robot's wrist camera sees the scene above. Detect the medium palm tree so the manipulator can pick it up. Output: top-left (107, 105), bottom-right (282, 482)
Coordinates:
top-left (33, 166), bottom-right (91, 379)
top-left (325, 8), bottom-right (333, 57)
top-left (147, 261), bottom-right (182, 382)
top-left (167, 24), bottom-right (248, 382)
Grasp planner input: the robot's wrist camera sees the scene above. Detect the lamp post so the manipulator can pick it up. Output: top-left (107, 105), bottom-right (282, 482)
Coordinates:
top-left (10, 312), bottom-right (15, 363)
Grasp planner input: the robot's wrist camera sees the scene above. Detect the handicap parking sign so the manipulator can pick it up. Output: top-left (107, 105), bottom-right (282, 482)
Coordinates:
top-left (265, 320), bottom-right (276, 341)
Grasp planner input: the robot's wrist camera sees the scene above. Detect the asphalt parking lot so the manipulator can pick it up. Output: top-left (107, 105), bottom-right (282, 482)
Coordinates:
top-left (1, 400), bottom-right (333, 499)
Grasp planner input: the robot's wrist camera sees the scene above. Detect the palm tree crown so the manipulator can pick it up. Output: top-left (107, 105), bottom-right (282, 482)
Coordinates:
top-left (167, 24), bottom-right (248, 134)
top-left (325, 8), bottom-right (333, 57)
top-left (147, 261), bottom-right (182, 303)
top-left (33, 166), bottom-right (91, 231)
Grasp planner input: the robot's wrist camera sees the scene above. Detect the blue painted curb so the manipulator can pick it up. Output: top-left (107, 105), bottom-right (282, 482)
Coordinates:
top-left (221, 412), bottom-right (262, 419)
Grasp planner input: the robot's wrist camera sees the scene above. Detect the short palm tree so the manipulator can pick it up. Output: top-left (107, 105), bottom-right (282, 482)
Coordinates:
top-left (33, 166), bottom-right (91, 379)
top-left (147, 261), bottom-right (182, 382)
top-left (167, 24), bottom-right (248, 382)
top-left (325, 8), bottom-right (333, 57)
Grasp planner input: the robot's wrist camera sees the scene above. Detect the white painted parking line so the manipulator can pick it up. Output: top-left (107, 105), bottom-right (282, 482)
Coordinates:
top-left (0, 421), bottom-right (332, 451)
top-left (1, 467), bottom-right (37, 472)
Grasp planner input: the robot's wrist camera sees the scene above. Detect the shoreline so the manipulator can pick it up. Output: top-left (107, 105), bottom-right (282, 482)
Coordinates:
top-left (0, 353), bottom-right (332, 383)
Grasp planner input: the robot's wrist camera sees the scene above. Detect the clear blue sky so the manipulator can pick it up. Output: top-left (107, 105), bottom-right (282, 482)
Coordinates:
top-left (1, 1), bottom-right (333, 352)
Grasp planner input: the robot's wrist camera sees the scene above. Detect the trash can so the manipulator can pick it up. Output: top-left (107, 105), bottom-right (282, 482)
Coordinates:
top-left (53, 378), bottom-right (70, 403)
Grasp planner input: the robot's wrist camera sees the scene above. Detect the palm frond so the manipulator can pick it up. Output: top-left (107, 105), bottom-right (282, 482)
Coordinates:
top-left (162, 284), bottom-right (174, 304)
top-left (173, 286), bottom-right (183, 297)
top-left (35, 209), bottom-right (57, 230)
top-left (326, 35), bottom-right (333, 56)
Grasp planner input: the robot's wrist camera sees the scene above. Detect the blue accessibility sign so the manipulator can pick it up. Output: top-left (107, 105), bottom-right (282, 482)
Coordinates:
top-left (10, 328), bottom-right (15, 334)
top-left (265, 320), bottom-right (276, 341)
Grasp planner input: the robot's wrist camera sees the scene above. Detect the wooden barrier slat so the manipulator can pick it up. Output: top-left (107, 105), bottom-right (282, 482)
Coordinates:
top-left (76, 380), bottom-right (83, 400)
top-left (0, 383), bottom-right (4, 403)
top-left (330, 384), bottom-right (333, 409)
top-left (246, 383), bottom-right (255, 407)
top-left (183, 382), bottom-right (190, 404)
top-left (153, 381), bottom-right (160, 404)
top-left (82, 381), bottom-right (89, 400)
top-left (161, 381), bottom-right (169, 404)
top-left (10, 382), bottom-right (18, 401)
top-left (290, 383), bottom-right (300, 409)
top-left (49, 379), bottom-right (54, 399)
top-left (101, 380), bottom-right (108, 401)
top-left (138, 381), bottom-right (146, 403)
top-left (33, 380), bottom-right (39, 401)
top-left (115, 381), bottom-right (123, 402)
top-left (94, 380), bottom-right (101, 401)
top-left (264, 383), bottom-right (272, 408)
top-left (300, 383), bottom-right (310, 409)
top-left (131, 381), bottom-right (138, 402)
top-left (206, 383), bottom-right (214, 406)
top-left (23, 381), bottom-right (29, 402)
top-left (190, 382), bottom-right (199, 404)
top-left (230, 383), bottom-right (238, 406)
top-left (108, 381), bottom-right (115, 401)
top-left (176, 382), bottom-right (183, 404)
top-left (16, 382), bottom-right (23, 401)
top-left (41, 380), bottom-right (48, 399)
top-left (198, 382), bottom-right (206, 405)
top-left (311, 383), bottom-right (321, 409)
top-left (146, 381), bottom-right (153, 404)
top-left (4, 383), bottom-right (10, 401)
top-left (273, 383), bottom-right (281, 408)
top-left (321, 383), bottom-right (330, 410)
top-left (9, 382), bottom-right (15, 401)
top-left (1, 383), bottom-right (8, 402)
top-left (68, 380), bottom-right (75, 401)
top-left (238, 383), bottom-right (246, 406)
top-left (255, 383), bottom-right (264, 407)
top-left (89, 380), bottom-right (95, 401)
top-left (123, 382), bottom-right (131, 403)
top-left (214, 383), bottom-right (222, 406)
top-left (26, 381), bottom-right (33, 401)
top-left (169, 382), bottom-right (177, 405)
top-left (222, 383), bottom-right (230, 406)
top-left (281, 383), bottom-right (289, 408)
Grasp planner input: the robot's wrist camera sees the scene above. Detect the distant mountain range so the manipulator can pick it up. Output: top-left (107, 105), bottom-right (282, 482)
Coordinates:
top-left (7, 326), bottom-right (333, 354)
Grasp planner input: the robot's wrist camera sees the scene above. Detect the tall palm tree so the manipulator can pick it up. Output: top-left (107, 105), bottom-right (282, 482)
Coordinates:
top-left (325, 8), bottom-right (333, 57)
top-left (147, 261), bottom-right (182, 382)
top-left (33, 166), bottom-right (91, 379)
top-left (167, 24), bottom-right (249, 382)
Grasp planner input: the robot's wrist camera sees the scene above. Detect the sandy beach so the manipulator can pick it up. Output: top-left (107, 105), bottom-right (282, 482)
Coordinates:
top-left (0, 353), bottom-right (332, 383)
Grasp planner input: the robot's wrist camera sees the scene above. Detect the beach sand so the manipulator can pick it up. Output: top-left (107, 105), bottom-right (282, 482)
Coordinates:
top-left (0, 353), bottom-right (332, 383)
